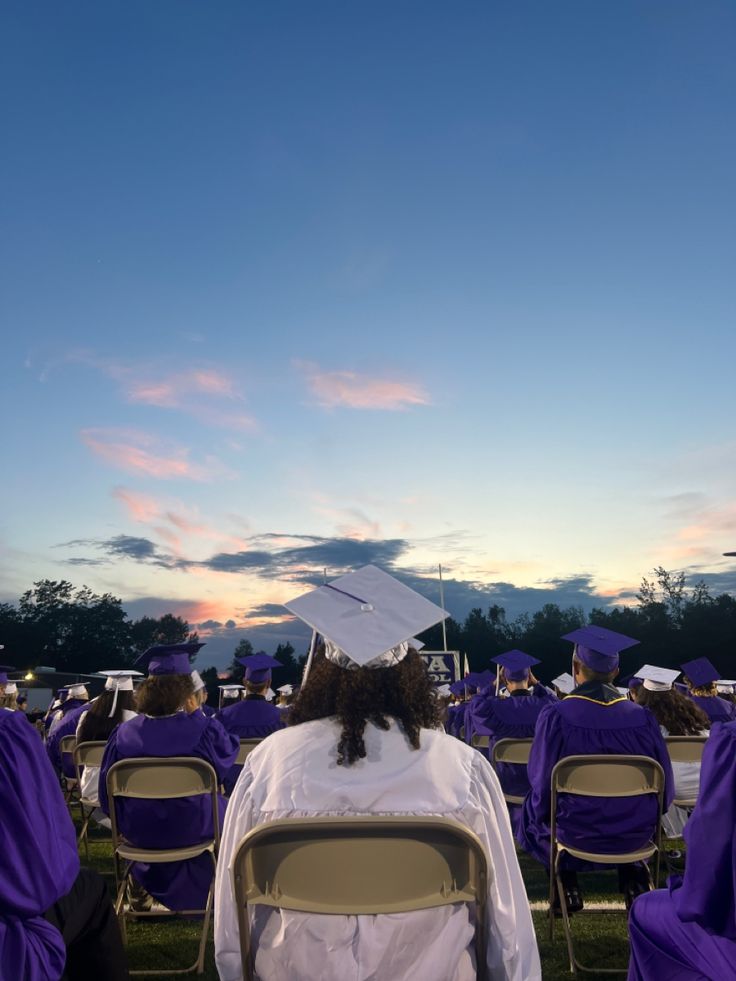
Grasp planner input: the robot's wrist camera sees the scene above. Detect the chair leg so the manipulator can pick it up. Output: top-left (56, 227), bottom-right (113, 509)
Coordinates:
top-left (554, 863), bottom-right (578, 977)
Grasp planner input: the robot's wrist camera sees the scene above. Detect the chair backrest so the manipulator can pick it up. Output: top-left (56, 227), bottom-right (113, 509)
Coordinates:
top-left (231, 816), bottom-right (490, 981)
top-left (471, 733), bottom-right (489, 749)
top-left (491, 737), bottom-right (533, 767)
top-left (665, 735), bottom-right (708, 764)
top-left (59, 734), bottom-right (77, 756)
top-left (550, 755), bottom-right (665, 849)
top-left (74, 740), bottom-right (107, 769)
top-left (105, 757), bottom-right (221, 850)
top-left (236, 739), bottom-right (262, 765)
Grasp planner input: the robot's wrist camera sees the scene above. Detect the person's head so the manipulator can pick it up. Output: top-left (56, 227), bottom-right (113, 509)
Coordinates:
top-left (633, 685), bottom-right (710, 735)
top-left (492, 650), bottom-right (539, 694)
top-left (288, 647), bottom-right (441, 766)
top-left (136, 674), bottom-right (195, 717)
top-left (77, 689), bottom-right (137, 741)
top-left (16, 695), bottom-right (27, 712)
top-left (572, 656), bottom-right (618, 687)
top-left (681, 657), bottom-right (721, 698)
top-left (245, 679), bottom-right (269, 697)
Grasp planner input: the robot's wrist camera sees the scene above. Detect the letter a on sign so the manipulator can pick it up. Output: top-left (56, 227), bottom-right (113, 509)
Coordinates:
top-left (427, 655), bottom-right (448, 674)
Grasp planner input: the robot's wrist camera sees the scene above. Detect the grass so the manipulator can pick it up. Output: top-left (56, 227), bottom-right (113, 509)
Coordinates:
top-left (79, 819), bottom-right (679, 979)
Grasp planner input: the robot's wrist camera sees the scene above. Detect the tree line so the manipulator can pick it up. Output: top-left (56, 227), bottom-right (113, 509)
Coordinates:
top-left (2, 569), bottom-right (734, 694)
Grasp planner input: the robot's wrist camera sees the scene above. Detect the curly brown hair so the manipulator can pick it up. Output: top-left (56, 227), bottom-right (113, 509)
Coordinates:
top-left (288, 649), bottom-right (442, 766)
top-left (634, 686), bottom-right (710, 735)
top-left (136, 675), bottom-right (194, 717)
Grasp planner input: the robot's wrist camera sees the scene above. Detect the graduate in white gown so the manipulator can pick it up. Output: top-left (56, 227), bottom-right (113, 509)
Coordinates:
top-left (215, 565), bottom-right (541, 981)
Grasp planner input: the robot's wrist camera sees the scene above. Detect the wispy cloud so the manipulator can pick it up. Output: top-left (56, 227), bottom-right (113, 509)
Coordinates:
top-left (81, 428), bottom-right (229, 481)
top-left (112, 486), bottom-right (249, 548)
top-left (296, 360), bottom-right (430, 411)
top-left (61, 351), bottom-right (257, 432)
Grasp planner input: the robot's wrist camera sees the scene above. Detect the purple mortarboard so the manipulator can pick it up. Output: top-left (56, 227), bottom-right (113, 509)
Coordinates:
top-left (491, 650), bottom-right (540, 682)
top-left (0, 665), bottom-right (15, 685)
top-left (238, 653), bottom-right (281, 684)
top-left (681, 656), bottom-right (720, 688)
top-left (628, 677), bottom-right (643, 690)
top-left (135, 642), bottom-right (204, 676)
top-left (563, 626), bottom-right (639, 673)
top-left (449, 680), bottom-right (466, 696)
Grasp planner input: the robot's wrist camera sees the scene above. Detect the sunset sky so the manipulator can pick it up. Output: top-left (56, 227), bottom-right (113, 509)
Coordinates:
top-left (2, 2), bottom-right (735, 669)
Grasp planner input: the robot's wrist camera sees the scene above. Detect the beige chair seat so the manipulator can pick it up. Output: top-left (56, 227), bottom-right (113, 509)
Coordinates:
top-left (116, 842), bottom-right (215, 864)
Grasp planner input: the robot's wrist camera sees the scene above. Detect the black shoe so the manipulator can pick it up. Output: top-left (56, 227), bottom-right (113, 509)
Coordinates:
top-left (552, 872), bottom-right (584, 915)
top-left (620, 869), bottom-right (653, 911)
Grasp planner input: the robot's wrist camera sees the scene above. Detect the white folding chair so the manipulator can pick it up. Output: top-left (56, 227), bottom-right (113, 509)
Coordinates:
top-left (106, 757), bottom-right (221, 975)
top-left (549, 755), bottom-right (665, 976)
top-left (72, 740), bottom-right (107, 858)
top-left (490, 738), bottom-right (534, 806)
top-left (231, 816), bottom-right (491, 981)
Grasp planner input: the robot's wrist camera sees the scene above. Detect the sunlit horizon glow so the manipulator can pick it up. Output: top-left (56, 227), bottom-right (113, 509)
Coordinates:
top-left (2, 2), bottom-right (735, 668)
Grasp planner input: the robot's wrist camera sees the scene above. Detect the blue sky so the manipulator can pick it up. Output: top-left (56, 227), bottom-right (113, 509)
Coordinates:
top-left (2, 2), bottom-right (735, 668)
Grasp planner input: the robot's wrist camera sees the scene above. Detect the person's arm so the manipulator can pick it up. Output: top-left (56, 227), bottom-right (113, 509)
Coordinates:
top-left (522, 701), bottom-right (563, 828)
top-left (198, 717), bottom-right (240, 780)
top-left (465, 754), bottom-right (542, 981)
top-left (214, 760), bottom-right (258, 981)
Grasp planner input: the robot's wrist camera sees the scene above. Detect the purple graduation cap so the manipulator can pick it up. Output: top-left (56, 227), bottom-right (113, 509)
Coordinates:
top-left (680, 656), bottom-right (720, 688)
top-left (491, 650), bottom-right (540, 682)
top-left (449, 680), bottom-right (466, 697)
top-left (238, 652), bottom-right (281, 684)
top-left (135, 642), bottom-right (205, 676)
top-left (0, 665), bottom-right (17, 685)
top-left (562, 625), bottom-right (639, 673)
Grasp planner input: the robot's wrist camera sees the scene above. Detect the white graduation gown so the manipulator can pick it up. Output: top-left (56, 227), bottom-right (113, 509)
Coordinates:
top-left (215, 718), bottom-right (541, 981)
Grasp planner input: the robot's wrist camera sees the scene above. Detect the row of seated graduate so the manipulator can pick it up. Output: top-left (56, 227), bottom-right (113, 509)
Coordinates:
top-left (1, 564), bottom-right (735, 980)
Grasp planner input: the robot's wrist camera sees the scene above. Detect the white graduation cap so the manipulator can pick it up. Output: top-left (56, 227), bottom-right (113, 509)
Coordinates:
top-left (285, 565), bottom-right (448, 671)
top-left (277, 684), bottom-right (294, 695)
top-left (5, 682), bottom-right (18, 695)
top-left (99, 669), bottom-right (143, 716)
top-left (67, 684), bottom-right (89, 699)
top-left (552, 672), bottom-right (575, 694)
top-left (716, 680), bottom-right (736, 693)
top-left (636, 664), bottom-right (680, 692)
top-left (219, 684), bottom-right (243, 695)
top-left (435, 683), bottom-right (452, 698)
top-left (190, 670), bottom-right (205, 693)
top-left (409, 637), bottom-right (426, 651)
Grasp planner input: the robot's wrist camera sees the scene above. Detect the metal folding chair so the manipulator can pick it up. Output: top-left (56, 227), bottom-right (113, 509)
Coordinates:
top-left (72, 740), bottom-right (108, 858)
top-left (236, 739), bottom-right (262, 765)
top-left (59, 735), bottom-right (79, 805)
top-left (106, 757), bottom-right (221, 975)
top-left (231, 816), bottom-right (491, 981)
top-left (471, 733), bottom-right (489, 749)
top-left (548, 754), bottom-right (665, 976)
top-left (491, 738), bottom-right (534, 806)
top-left (665, 736), bottom-right (707, 807)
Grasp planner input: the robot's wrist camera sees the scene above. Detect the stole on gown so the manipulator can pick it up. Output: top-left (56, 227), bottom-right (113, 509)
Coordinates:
top-left (98, 711), bottom-right (238, 911)
top-left (0, 710), bottom-right (79, 981)
top-left (627, 721), bottom-right (736, 980)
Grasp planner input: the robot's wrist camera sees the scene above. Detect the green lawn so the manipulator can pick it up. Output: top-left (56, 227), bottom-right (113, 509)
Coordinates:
top-left (80, 821), bottom-right (678, 979)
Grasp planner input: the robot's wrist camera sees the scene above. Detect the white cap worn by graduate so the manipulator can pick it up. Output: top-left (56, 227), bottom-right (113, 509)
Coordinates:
top-left (277, 684), bottom-right (294, 696)
top-left (635, 664), bottom-right (681, 692)
top-left (98, 669), bottom-right (144, 717)
top-left (67, 684), bottom-right (89, 699)
top-left (284, 564), bottom-right (448, 679)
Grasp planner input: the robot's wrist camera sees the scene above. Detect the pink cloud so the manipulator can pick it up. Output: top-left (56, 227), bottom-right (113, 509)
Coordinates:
top-left (296, 361), bottom-right (430, 410)
top-left (81, 428), bottom-right (207, 480)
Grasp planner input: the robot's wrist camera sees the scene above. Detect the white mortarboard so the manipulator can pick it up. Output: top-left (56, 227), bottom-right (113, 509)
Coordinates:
top-left (636, 664), bottom-right (680, 692)
top-left (277, 684), bottom-right (294, 695)
top-left (5, 682), bottom-right (18, 695)
top-left (284, 565), bottom-right (448, 670)
top-left (435, 683), bottom-right (452, 698)
top-left (716, 680), bottom-right (736, 693)
top-left (99, 669), bottom-right (143, 715)
top-left (552, 672), bottom-right (575, 694)
top-left (191, 670), bottom-right (205, 693)
top-left (409, 638), bottom-right (425, 651)
top-left (219, 684), bottom-right (243, 694)
top-left (67, 684), bottom-right (89, 699)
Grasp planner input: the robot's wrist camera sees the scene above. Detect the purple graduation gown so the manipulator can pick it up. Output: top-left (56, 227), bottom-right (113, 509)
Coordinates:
top-left (0, 710), bottom-right (79, 981)
top-left (46, 703), bottom-right (89, 777)
top-left (216, 696), bottom-right (285, 794)
top-left (468, 687), bottom-right (555, 835)
top-left (99, 711), bottom-right (238, 911)
top-left (628, 721), bottom-right (736, 980)
top-left (517, 681), bottom-right (675, 869)
top-left (689, 693), bottom-right (736, 724)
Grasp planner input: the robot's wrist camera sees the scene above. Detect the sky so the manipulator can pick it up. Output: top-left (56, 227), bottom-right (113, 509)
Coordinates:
top-left (2, 1), bottom-right (735, 669)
